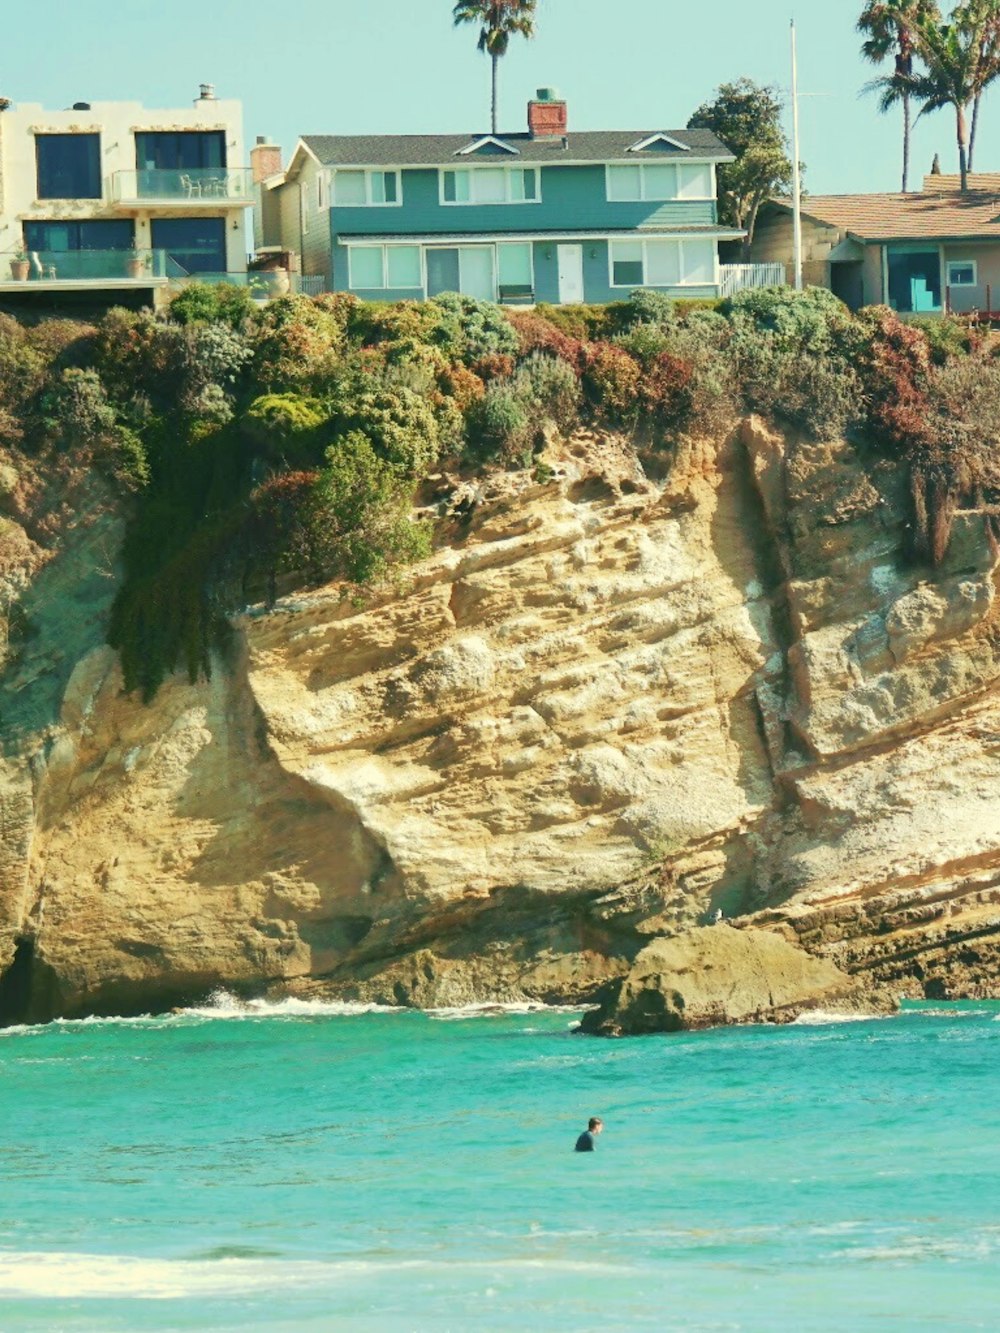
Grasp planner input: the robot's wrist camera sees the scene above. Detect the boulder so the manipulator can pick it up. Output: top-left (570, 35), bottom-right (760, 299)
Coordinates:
top-left (580, 925), bottom-right (858, 1035)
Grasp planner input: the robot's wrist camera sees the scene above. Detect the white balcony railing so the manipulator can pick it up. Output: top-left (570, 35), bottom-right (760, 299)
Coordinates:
top-left (720, 263), bottom-right (787, 298)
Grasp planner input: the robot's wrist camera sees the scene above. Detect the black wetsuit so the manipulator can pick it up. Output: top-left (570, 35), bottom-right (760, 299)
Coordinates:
top-left (574, 1130), bottom-right (596, 1152)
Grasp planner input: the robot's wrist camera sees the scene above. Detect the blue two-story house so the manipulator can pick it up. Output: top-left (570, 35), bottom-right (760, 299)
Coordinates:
top-left (252, 91), bottom-right (743, 305)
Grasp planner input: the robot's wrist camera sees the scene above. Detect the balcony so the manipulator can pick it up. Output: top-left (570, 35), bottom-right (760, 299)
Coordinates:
top-left (0, 248), bottom-right (177, 291)
top-left (110, 168), bottom-right (253, 208)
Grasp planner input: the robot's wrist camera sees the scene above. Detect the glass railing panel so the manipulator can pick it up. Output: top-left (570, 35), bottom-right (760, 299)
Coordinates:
top-left (3, 249), bottom-right (168, 280)
top-left (112, 168), bottom-right (253, 202)
top-left (169, 270), bottom-right (301, 296)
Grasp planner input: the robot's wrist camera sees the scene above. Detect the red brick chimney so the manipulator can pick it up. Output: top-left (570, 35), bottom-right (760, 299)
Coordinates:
top-left (528, 88), bottom-right (567, 138)
top-left (251, 136), bottom-right (283, 183)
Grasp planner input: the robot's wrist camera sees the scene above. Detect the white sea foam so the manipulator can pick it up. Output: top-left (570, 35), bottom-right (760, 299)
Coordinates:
top-left (0, 1250), bottom-right (638, 1300)
top-left (182, 991), bottom-right (404, 1019)
top-left (427, 1001), bottom-right (584, 1020)
top-left (790, 1010), bottom-right (884, 1027)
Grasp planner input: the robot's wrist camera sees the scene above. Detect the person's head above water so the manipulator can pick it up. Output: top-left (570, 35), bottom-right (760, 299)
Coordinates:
top-left (588, 1117), bottom-right (603, 1133)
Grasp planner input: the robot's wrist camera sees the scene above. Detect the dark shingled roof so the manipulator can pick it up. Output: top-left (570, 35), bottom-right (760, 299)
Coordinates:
top-left (300, 129), bottom-right (733, 167)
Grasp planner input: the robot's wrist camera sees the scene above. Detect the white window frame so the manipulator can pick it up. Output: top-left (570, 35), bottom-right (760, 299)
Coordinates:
top-left (608, 237), bottom-right (719, 289)
top-left (331, 168), bottom-right (403, 208)
top-left (946, 259), bottom-right (977, 287)
top-left (346, 243), bottom-right (422, 291)
top-left (605, 162), bottom-right (714, 203)
top-left (439, 166), bottom-right (541, 206)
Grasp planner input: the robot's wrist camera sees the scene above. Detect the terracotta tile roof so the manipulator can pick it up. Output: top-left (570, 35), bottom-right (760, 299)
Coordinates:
top-left (774, 191), bottom-right (1000, 241)
top-left (923, 173), bottom-right (1000, 193)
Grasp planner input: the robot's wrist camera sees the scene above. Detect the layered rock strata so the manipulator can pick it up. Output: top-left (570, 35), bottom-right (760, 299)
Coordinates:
top-left (2, 419), bottom-right (1000, 1026)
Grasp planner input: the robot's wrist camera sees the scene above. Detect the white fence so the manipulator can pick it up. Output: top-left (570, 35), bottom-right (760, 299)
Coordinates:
top-left (719, 263), bottom-right (787, 298)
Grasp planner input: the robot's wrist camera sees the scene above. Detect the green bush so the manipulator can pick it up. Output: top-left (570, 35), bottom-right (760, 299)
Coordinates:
top-left (511, 353), bottom-right (581, 434)
top-left (908, 314), bottom-right (974, 366)
top-left (251, 294), bottom-right (344, 391)
top-left (244, 392), bottom-right (329, 461)
top-left (332, 384), bottom-right (440, 478)
top-left (169, 282), bottom-right (255, 329)
top-left (428, 292), bottom-right (519, 365)
top-left (314, 431), bottom-right (431, 581)
top-left (466, 382), bottom-right (534, 463)
top-left (41, 368), bottom-right (117, 446)
top-left (624, 289), bottom-right (677, 329)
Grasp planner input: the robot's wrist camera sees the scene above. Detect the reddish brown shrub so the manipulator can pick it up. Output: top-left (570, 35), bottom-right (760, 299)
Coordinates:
top-left (470, 352), bottom-right (515, 383)
top-left (857, 307), bottom-right (932, 450)
top-left (640, 351), bottom-right (695, 430)
top-left (580, 342), bottom-right (642, 423)
top-left (503, 310), bottom-right (585, 369)
top-left (437, 363), bottom-right (487, 411)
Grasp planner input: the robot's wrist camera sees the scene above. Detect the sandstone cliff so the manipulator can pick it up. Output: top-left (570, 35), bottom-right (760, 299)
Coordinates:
top-left (2, 419), bottom-right (1000, 1025)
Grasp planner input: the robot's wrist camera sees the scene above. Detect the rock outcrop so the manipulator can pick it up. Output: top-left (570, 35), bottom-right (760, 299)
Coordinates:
top-left (3, 417), bottom-right (1000, 1026)
top-left (579, 925), bottom-right (861, 1036)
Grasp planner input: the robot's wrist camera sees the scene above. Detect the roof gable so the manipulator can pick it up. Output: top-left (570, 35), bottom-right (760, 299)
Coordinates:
top-left (455, 135), bottom-right (520, 157)
top-left (627, 132), bottom-right (691, 154)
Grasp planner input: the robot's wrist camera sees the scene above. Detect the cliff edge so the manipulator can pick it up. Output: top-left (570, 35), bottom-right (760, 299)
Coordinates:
top-left (2, 417), bottom-right (1000, 1026)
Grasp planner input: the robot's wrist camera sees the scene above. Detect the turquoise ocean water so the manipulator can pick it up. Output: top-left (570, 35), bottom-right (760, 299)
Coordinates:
top-left (0, 997), bottom-right (997, 1331)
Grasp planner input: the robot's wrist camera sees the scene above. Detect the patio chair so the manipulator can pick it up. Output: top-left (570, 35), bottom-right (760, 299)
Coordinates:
top-left (180, 174), bottom-right (202, 198)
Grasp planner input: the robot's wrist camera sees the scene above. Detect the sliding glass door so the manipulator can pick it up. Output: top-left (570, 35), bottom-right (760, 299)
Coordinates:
top-left (425, 246), bottom-right (496, 301)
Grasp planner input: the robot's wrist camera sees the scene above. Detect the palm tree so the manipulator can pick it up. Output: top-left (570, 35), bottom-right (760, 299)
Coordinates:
top-left (955, 0), bottom-right (1000, 170)
top-left (858, 0), bottom-right (941, 192)
top-left (453, 0), bottom-right (538, 135)
top-left (908, 10), bottom-right (998, 189)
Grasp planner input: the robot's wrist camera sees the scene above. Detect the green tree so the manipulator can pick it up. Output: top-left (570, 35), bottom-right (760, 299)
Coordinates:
top-left (858, 0), bottom-right (941, 191)
top-left (687, 79), bottom-right (795, 259)
top-left (452, 0), bottom-right (538, 134)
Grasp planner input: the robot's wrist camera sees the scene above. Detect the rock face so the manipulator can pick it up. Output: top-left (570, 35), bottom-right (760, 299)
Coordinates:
top-left (579, 926), bottom-right (859, 1036)
top-left (3, 418), bottom-right (1000, 1025)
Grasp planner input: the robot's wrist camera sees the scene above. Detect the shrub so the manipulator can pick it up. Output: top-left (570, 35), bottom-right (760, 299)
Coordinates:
top-left (624, 289), bottom-right (677, 329)
top-left (40, 368), bottom-right (117, 447)
top-left (91, 309), bottom-right (186, 409)
top-left (640, 352), bottom-right (695, 432)
top-left (332, 384), bottom-right (440, 477)
top-left (428, 292), bottom-right (519, 364)
top-left (244, 393), bottom-right (329, 458)
top-left (533, 302), bottom-right (615, 341)
top-left (466, 382), bottom-right (534, 463)
top-left (314, 431), bottom-right (431, 582)
top-left (503, 309), bottom-right (584, 367)
top-left (169, 282), bottom-right (255, 329)
top-left (581, 342), bottom-right (642, 424)
top-left (471, 352), bottom-right (516, 383)
top-left (511, 353), bottom-right (581, 434)
top-left (855, 307), bottom-right (932, 451)
top-left (909, 314), bottom-right (975, 365)
top-left (251, 294), bottom-right (344, 391)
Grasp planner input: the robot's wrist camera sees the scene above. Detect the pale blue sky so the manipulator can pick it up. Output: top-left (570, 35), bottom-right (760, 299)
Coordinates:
top-left (7, 0), bottom-right (984, 195)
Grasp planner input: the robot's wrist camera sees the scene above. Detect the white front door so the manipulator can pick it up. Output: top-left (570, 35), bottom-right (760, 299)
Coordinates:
top-left (557, 244), bottom-right (585, 304)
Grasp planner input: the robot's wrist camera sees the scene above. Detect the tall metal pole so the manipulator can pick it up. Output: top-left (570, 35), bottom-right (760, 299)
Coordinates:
top-left (791, 18), bottom-right (803, 291)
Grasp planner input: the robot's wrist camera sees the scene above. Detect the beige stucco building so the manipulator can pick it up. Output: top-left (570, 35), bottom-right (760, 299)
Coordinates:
top-left (0, 87), bottom-right (250, 307)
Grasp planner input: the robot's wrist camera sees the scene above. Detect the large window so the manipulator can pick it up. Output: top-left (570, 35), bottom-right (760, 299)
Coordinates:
top-left (347, 244), bottom-right (422, 290)
top-left (35, 134), bottom-right (102, 199)
top-left (609, 237), bottom-right (716, 288)
top-left (886, 247), bottom-right (941, 313)
top-left (151, 218), bottom-right (226, 274)
top-left (332, 170), bottom-right (400, 207)
top-left (498, 242), bottom-right (534, 290)
top-left (24, 220), bottom-right (134, 252)
top-left (606, 162), bottom-right (713, 203)
top-left (135, 131), bottom-right (226, 170)
top-left (440, 167), bottom-right (539, 205)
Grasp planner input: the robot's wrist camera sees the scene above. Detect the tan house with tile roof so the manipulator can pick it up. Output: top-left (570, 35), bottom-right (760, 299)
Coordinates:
top-left (752, 175), bottom-right (1000, 316)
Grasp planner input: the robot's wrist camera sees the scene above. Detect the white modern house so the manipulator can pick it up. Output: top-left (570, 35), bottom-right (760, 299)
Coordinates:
top-left (0, 87), bottom-right (252, 307)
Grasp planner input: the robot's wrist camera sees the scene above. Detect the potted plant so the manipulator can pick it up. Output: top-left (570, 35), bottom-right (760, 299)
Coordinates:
top-left (9, 249), bottom-right (29, 281)
top-left (126, 249), bottom-right (151, 279)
